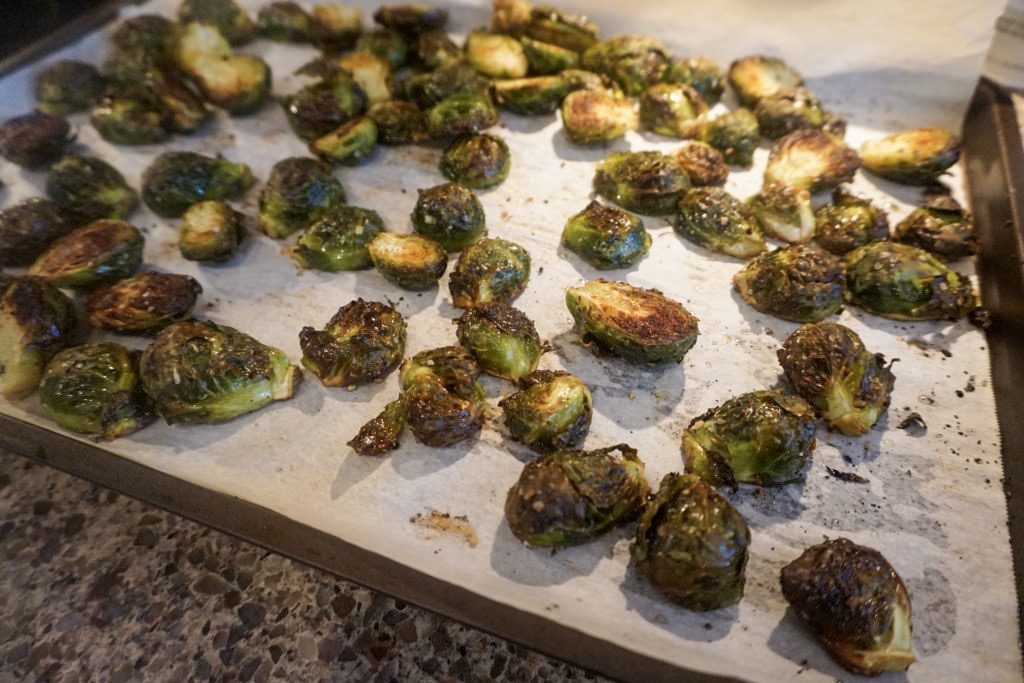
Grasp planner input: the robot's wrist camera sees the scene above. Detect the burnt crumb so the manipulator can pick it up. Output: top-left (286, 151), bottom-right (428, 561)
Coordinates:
top-left (940, 348), bottom-right (952, 358)
top-left (965, 376), bottom-right (976, 393)
top-left (968, 307), bottom-right (992, 329)
top-left (955, 390), bottom-right (964, 398)
top-left (825, 467), bottom-right (869, 484)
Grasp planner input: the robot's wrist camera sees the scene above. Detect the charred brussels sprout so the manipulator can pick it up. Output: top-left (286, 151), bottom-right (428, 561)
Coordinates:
top-left (674, 187), bottom-right (765, 258)
top-left (348, 399), bottom-right (406, 456)
top-left (412, 183), bottom-right (486, 252)
top-left (414, 29), bottom-right (460, 69)
top-left (524, 6), bottom-right (598, 54)
top-left (593, 151), bottom-right (690, 216)
top-left (356, 29), bottom-right (408, 68)
top-left (311, 4), bottom-right (364, 52)
top-left (581, 35), bottom-right (670, 96)
top-left (282, 76), bottom-right (366, 142)
top-left (111, 14), bottom-right (176, 61)
top-left (673, 142), bottom-right (728, 187)
top-left (664, 56), bottom-right (725, 106)
top-left (426, 92), bottom-right (499, 139)
top-left (499, 370), bottom-right (592, 453)
top-left (368, 233), bottom-right (448, 290)
top-left (492, 0), bottom-right (532, 37)
top-left (90, 91), bottom-right (171, 146)
top-left (85, 272), bottom-right (201, 334)
top-left (29, 220), bottom-right (143, 289)
top-left (778, 322), bottom-right (895, 436)
top-left (683, 390), bottom-right (817, 488)
top-left (180, 201), bottom-right (246, 263)
top-left (455, 302), bottom-right (542, 381)
top-left (893, 193), bottom-right (977, 261)
top-left (179, 0), bottom-right (256, 45)
top-left (699, 108), bottom-right (760, 167)
top-left (734, 245), bottom-right (846, 322)
top-left (0, 112), bottom-right (72, 168)
top-left (844, 241), bottom-right (976, 321)
top-left (639, 83), bottom-right (707, 138)
top-left (560, 89), bottom-right (637, 144)
top-left (258, 157), bottom-right (346, 239)
top-left (368, 100), bottom-right (428, 144)
top-left (150, 76), bottom-right (210, 134)
top-left (728, 55), bottom-right (803, 107)
top-left (39, 343), bottom-right (155, 440)
top-left (0, 198), bottom-right (74, 267)
top-left (35, 60), bottom-right (105, 116)
top-left (140, 320), bottom-right (301, 424)
top-left (440, 134), bottom-right (511, 189)
top-left (764, 129), bottom-right (860, 193)
top-left (781, 538), bottom-right (915, 675)
top-left (294, 205), bottom-right (385, 271)
top-left (335, 51), bottom-right (392, 105)
top-left (312, 116), bottom-right (378, 166)
top-left (754, 87), bottom-right (828, 140)
top-left (373, 4), bottom-right (448, 35)
top-left (399, 346), bottom-right (486, 447)
top-left (492, 76), bottom-right (568, 116)
top-left (174, 23), bottom-right (271, 115)
top-left (258, 2), bottom-right (312, 42)
top-left (632, 473), bottom-right (750, 611)
top-left (521, 36), bottom-right (579, 74)
top-left (747, 182), bottom-right (815, 243)
top-left (561, 201), bottom-right (651, 270)
top-left (814, 188), bottom-right (889, 255)
top-left (566, 279), bottom-right (699, 365)
top-left (449, 237), bottom-right (531, 308)
top-left (860, 127), bottom-right (960, 186)
top-left (466, 31), bottom-right (529, 79)
top-left (404, 61), bottom-right (490, 109)
top-left (299, 299), bottom-right (406, 387)
top-left (0, 275), bottom-right (76, 398)
top-left (142, 152), bottom-right (254, 219)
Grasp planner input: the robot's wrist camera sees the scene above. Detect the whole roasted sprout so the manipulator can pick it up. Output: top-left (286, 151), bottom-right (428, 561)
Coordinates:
top-left (348, 399), bottom-right (406, 456)
top-left (492, 76), bottom-right (568, 116)
top-left (524, 6), bottom-right (599, 54)
top-left (404, 61), bottom-right (490, 109)
top-left (674, 187), bottom-right (766, 258)
top-left (781, 538), bottom-right (915, 675)
top-left (335, 51), bottom-right (392, 105)
top-left (412, 183), bottom-right (486, 252)
top-left (258, 2), bottom-right (312, 42)
top-left (368, 232), bottom-right (448, 290)
top-left (440, 134), bottom-right (511, 189)
top-left (778, 322), bottom-right (895, 436)
top-left (492, 0), bottom-right (532, 37)
top-left (299, 299), bottom-right (406, 387)
top-left (734, 245), bottom-right (846, 322)
top-left (639, 83), bottom-right (707, 138)
top-left (560, 89), bottom-right (637, 144)
top-left (399, 346), bottom-right (486, 447)
top-left (632, 473), bottom-right (750, 611)
top-left (368, 100), bottom-right (428, 144)
top-left (581, 35), bottom-right (670, 96)
top-left (258, 157), bottom-right (346, 239)
top-left (29, 220), bottom-right (143, 289)
top-left (754, 88), bottom-right (828, 140)
top-left (664, 56), bottom-right (725, 106)
top-left (673, 142), bottom-right (728, 187)
top-left (505, 444), bottom-right (649, 547)
top-left (179, 0), bottom-right (256, 45)
top-left (356, 28), bottom-right (408, 67)
top-left (85, 272), bottom-right (201, 334)
top-left (140, 320), bottom-right (301, 424)
top-left (311, 116), bottom-right (378, 166)
top-left (728, 55), bottom-right (803, 107)
top-left (415, 29), bottom-right (460, 69)
top-left (174, 23), bottom-right (271, 115)
top-left (39, 343), bottom-right (155, 440)
top-left (180, 201), bottom-right (246, 263)
top-left (499, 370), bottom-right (592, 453)
top-left (565, 279), bottom-right (699, 365)
top-left (860, 127), bottom-right (960, 185)
top-left (142, 152), bottom-right (254, 219)
top-left (449, 237), bottom-right (531, 308)
top-left (426, 92), bottom-right (499, 139)
top-left (373, 4), bottom-right (448, 35)
top-left (814, 188), bottom-right (889, 255)
top-left (764, 129), bottom-right (860, 193)
top-left (466, 31), bottom-right (529, 79)
top-left (561, 201), bottom-right (651, 270)
top-left (893, 193), bottom-right (977, 261)
top-left (699, 108), bottom-right (760, 167)
top-left (0, 198), bottom-right (74, 266)
top-left (683, 390), bottom-right (817, 488)
top-left (521, 36), bottom-right (579, 74)
top-left (111, 14), bottom-right (176, 61)
top-left (294, 205), bottom-right (386, 271)
top-left (90, 91), bottom-right (171, 145)
top-left (311, 4), bottom-right (364, 52)
top-left (747, 182), bottom-right (815, 243)
top-left (282, 76), bottom-right (366, 142)
top-left (0, 112), bottom-right (73, 168)
top-left (35, 60), bottom-right (105, 116)
top-left (844, 241), bottom-right (976, 321)
top-left (593, 151), bottom-right (691, 216)
top-left (0, 275), bottom-right (76, 398)
top-left (455, 302), bottom-right (542, 381)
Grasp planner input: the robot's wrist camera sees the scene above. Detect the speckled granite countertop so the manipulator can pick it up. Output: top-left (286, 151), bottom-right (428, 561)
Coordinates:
top-left (0, 450), bottom-right (605, 682)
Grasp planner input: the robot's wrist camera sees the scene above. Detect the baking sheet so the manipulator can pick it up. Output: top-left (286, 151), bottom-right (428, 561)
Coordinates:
top-left (1, 1), bottom-right (1020, 681)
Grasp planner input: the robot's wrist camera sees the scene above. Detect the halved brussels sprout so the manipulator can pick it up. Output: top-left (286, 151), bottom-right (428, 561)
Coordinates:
top-left (404, 61), bottom-right (490, 109)
top-left (0, 112), bottom-right (72, 168)
top-left (844, 241), bottom-right (976, 321)
top-left (860, 127), bottom-right (960, 186)
top-left (367, 100), bottom-right (428, 144)
top-left (581, 35), bottom-right (670, 95)
top-left (747, 182), bottom-right (815, 243)
top-left (35, 60), bottom-right (105, 116)
top-left (311, 116), bottom-right (378, 166)
top-left (282, 75), bottom-right (366, 142)
top-left (781, 538), bottom-right (915, 675)
top-left (778, 321), bottom-right (895, 436)
top-left (110, 15), bottom-right (176, 63)
top-left (0, 275), bottom-right (76, 399)
top-left (814, 189), bottom-right (890, 255)
top-left (335, 51), bottom-right (392, 105)
top-left (764, 129), bottom-right (860, 193)
top-left (29, 220), bottom-right (143, 289)
top-left (492, 76), bottom-right (568, 115)
top-left (893, 193), bottom-right (977, 261)
top-left (179, 0), bottom-right (256, 45)
top-left (399, 345), bottom-right (486, 447)
top-left (140, 320), bottom-right (301, 424)
top-left (455, 302), bottom-right (542, 381)
top-left (639, 83), bottom-right (707, 138)
top-left (734, 245), bottom-right (845, 322)
top-left (440, 133), bottom-right (511, 189)
top-left (294, 205), bottom-right (386, 271)
top-left (673, 142), bottom-right (728, 187)
top-left (560, 89), bottom-right (637, 144)
top-left (411, 182), bottom-right (486, 252)
top-left (664, 56), bottom-right (725, 106)
top-left (560, 68), bottom-right (614, 94)
top-left (407, 32), bottom-right (453, 71)
top-left (426, 92), bottom-right (500, 139)
top-left (754, 87), bottom-right (828, 140)
top-left (499, 370), bottom-right (592, 453)
top-left (90, 90), bottom-right (171, 146)
top-left (698, 108), bottom-right (760, 167)
top-left (566, 279), bottom-right (699, 365)
top-left (521, 36), bottom-right (578, 74)
top-left (448, 237), bottom-right (531, 308)
top-left (368, 232), bottom-right (448, 290)
top-left (728, 55), bottom-right (803, 106)
top-left (0, 198), bottom-right (74, 267)
top-left (632, 472), bottom-right (750, 611)
top-left (348, 399), bottom-right (406, 456)
top-left (683, 390), bottom-right (817, 488)
top-left (142, 151), bottom-right (254, 218)
top-left (373, 4), bottom-right (448, 35)
top-left (153, 75), bottom-right (211, 134)
top-left (674, 187), bottom-right (765, 258)
top-left (258, 1), bottom-right (312, 42)
top-left (466, 31), bottom-right (529, 79)
top-left (561, 201), bottom-right (651, 270)
top-left (311, 4), bottom-right (363, 51)
top-left (300, 299), bottom-right (406, 387)
top-left (524, 6), bottom-right (598, 54)
top-left (355, 28), bottom-right (407, 67)
top-left (86, 272), bottom-right (201, 334)
top-left (491, 0), bottom-right (532, 37)
top-left (39, 343), bottom-right (155, 440)
top-left (174, 22), bottom-right (271, 115)
top-left (258, 157), bottom-right (346, 239)
top-left (180, 201), bottom-right (246, 263)
top-left (593, 151), bottom-right (691, 216)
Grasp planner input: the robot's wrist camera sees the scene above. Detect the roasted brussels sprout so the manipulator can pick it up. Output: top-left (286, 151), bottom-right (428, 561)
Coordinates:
top-left (734, 245), bottom-right (846, 322)
top-left (560, 89), bottom-right (637, 144)
top-left (0, 275), bottom-right (76, 399)
top-left (814, 189), bottom-right (889, 255)
top-left (893, 192), bottom-right (977, 261)
top-left (674, 187), bottom-right (765, 258)
top-left (368, 232), bottom-right (448, 290)
top-left (354, 28), bottom-right (407, 68)
top-left (335, 51), bottom-right (392, 105)
top-left (560, 68), bottom-right (613, 94)
top-left (310, 4), bottom-right (364, 52)
top-left (728, 55), bottom-right (803, 107)
top-left (0, 112), bottom-right (72, 168)
top-left (258, 2), bottom-right (311, 42)
top-left (294, 205), bottom-right (386, 271)
top-left (179, 0), bottom-right (256, 45)
top-left (404, 61), bottom-right (490, 109)
top-left (151, 76), bottom-right (211, 134)
top-left (860, 127), bottom-right (960, 186)
top-left (180, 201), bottom-right (246, 263)
top-left (142, 151), bottom-right (254, 218)
top-left (565, 279), bottom-right (699, 365)
top-left (593, 151), bottom-right (690, 216)
top-left (282, 75), bottom-right (367, 142)
top-left (0, 198), bottom-right (74, 267)
top-left (491, 76), bottom-right (567, 116)
top-left (698, 108), bottom-right (760, 167)
top-left (348, 399), bottom-right (406, 456)
top-left (367, 100), bottom-right (428, 144)
top-left (844, 241), bottom-right (976, 321)
top-left (491, 0), bottom-right (532, 37)
top-left (499, 370), bottom-right (592, 453)
top-left (373, 4), bottom-right (448, 35)
top-left (111, 15), bottom-right (176, 63)
top-left (449, 237), bottom-right (531, 308)
top-left (411, 183), bottom-right (486, 252)
top-left (35, 60), bottom-right (105, 116)
top-left (426, 92), bottom-right (500, 139)
top-left (561, 201), bottom-right (651, 270)
top-left (85, 272), bottom-right (201, 334)
top-left (754, 87), bottom-right (828, 140)
top-left (581, 35), bottom-right (670, 96)
top-left (140, 320), bottom-right (301, 424)
top-left (311, 116), bottom-right (378, 166)
top-left (455, 302), bottom-right (542, 381)
top-left (29, 220), bottom-right (143, 289)
top-left (778, 322), bottom-right (895, 436)
top-left (632, 473), bottom-right (750, 611)
top-left (174, 23), bottom-right (271, 115)
top-left (39, 343), bottom-right (155, 440)
top-left (414, 29), bottom-right (460, 69)
top-left (465, 31), bottom-right (529, 79)
top-left (781, 538), bottom-right (915, 675)
top-left (521, 36), bottom-right (579, 74)
top-left (258, 157), bottom-right (346, 239)
top-left (399, 345), bottom-right (486, 447)
top-left (505, 444), bottom-right (649, 547)
top-left (49, 154), bottom-right (136, 223)
top-left (299, 299), bottom-right (406, 387)
top-left (664, 56), bottom-right (725, 106)
top-left (747, 182), bottom-right (815, 243)
top-left (673, 142), bottom-right (728, 187)
top-left (639, 83), bottom-right (707, 138)
top-left (764, 129), bottom-right (860, 193)
top-left (90, 91), bottom-right (171, 145)
top-left (524, 6), bottom-right (598, 54)
top-left (683, 390), bottom-right (817, 488)
top-left (440, 133), bottom-right (511, 189)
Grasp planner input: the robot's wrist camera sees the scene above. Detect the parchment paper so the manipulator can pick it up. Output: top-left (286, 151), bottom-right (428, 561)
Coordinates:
top-left (1, 1), bottom-right (1020, 681)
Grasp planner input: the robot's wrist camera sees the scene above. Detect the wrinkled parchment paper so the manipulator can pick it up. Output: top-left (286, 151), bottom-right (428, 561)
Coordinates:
top-left (1, 1), bottom-right (1020, 680)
